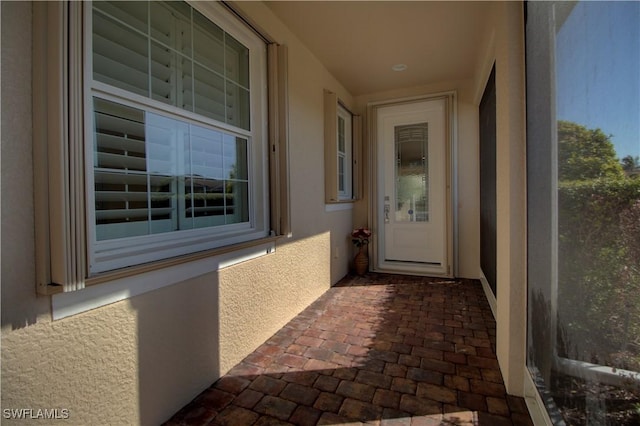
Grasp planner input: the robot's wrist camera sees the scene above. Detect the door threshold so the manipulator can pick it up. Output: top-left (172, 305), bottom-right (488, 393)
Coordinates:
top-left (375, 262), bottom-right (451, 278)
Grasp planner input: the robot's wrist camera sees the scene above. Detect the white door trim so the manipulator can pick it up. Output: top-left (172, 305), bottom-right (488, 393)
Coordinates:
top-left (367, 92), bottom-right (457, 277)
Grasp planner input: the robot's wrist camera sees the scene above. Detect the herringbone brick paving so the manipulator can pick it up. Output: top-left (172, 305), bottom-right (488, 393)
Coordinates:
top-left (165, 273), bottom-right (534, 425)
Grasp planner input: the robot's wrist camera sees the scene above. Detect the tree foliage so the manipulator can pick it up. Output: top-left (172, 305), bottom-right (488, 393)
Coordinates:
top-left (622, 155), bottom-right (640, 179)
top-left (558, 120), bottom-right (625, 181)
top-left (556, 121), bottom-right (640, 370)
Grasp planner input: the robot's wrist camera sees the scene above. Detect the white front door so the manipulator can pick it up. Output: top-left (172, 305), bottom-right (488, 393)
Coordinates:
top-left (375, 97), bottom-right (450, 276)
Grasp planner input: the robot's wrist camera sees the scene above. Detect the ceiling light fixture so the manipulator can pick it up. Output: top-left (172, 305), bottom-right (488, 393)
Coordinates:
top-left (392, 63), bottom-right (408, 72)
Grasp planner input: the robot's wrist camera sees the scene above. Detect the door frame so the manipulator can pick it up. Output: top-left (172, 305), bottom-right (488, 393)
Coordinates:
top-left (367, 92), bottom-right (457, 277)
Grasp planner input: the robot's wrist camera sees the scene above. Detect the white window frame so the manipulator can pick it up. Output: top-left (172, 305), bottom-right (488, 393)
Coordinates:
top-left (337, 103), bottom-right (353, 201)
top-left (84, 1), bottom-right (269, 274)
top-left (324, 90), bottom-right (359, 204)
top-left (33, 1), bottom-right (290, 295)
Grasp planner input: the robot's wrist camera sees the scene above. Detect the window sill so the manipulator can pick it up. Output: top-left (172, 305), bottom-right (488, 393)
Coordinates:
top-left (325, 201), bottom-right (355, 212)
top-left (51, 236), bottom-right (279, 320)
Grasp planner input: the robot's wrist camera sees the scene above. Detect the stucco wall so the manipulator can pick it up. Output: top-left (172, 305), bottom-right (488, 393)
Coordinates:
top-left (469, 1), bottom-right (528, 396)
top-left (492, 1), bottom-right (527, 396)
top-left (1, 2), bottom-right (354, 424)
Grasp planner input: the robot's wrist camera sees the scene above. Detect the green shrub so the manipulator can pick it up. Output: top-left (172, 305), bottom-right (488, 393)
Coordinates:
top-left (557, 178), bottom-right (640, 367)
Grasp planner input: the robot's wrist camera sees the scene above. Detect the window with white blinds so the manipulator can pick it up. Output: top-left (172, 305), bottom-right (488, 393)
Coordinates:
top-left (92, 1), bottom-right (250, 129)
top-left (92, 98), bottom-right (250, 241)
top-left (86, 1), bottom-right (268, 274)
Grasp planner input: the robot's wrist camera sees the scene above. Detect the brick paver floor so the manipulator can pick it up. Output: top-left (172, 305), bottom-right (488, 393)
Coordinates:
top-left (165, 273), bottom-right (534, 425)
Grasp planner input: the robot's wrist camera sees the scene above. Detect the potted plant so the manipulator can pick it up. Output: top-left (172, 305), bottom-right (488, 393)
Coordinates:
top-left (351, 227), bottom-right (372, 275)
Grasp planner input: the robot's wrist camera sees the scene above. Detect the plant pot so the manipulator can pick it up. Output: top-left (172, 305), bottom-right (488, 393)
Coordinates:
top-left (354, 245), bottom-right (369, 276)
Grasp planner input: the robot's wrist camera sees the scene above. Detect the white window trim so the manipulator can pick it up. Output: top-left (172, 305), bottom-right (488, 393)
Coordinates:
top-left (324, 89), bottom-right (360, 204)
top-left (337, 103), bottom-right (353, 201)
top-left (84, 1), bottom-right (269, 274)
top-left (325, 203), bottom-right (354, 213)
top-left (33, 1), bottom-right (290, 297)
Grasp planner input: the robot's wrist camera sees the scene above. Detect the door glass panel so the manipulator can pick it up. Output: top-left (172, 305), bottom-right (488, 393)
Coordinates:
top-left (394, 123), bottom-right (429, 222)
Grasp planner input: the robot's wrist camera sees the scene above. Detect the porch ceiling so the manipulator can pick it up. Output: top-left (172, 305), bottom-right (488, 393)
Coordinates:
top-left (265, 1), bottom-right (493, 96)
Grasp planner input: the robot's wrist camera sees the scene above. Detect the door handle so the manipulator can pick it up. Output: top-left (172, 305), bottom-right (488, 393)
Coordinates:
top-left (384, 204), bottom-right (390, 223)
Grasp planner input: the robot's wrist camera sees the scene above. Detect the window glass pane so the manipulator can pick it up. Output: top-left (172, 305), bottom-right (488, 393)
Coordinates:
top-left (194, 64), bottom-right (226, 123)
top-left (190, 178), bottom-right (226, 226)
top-left (150, 41), bottom-right (175, 105)
top-left (193, 9), bottom-right (224, 75)
top-left (192, 127), bottom-right (221, 178)
top-left (223, 135), bottom-right (248, 180)
top-left (94, 99), bottom-right (151, 240)
top-left (394, 123), bottom-right (429, 222)
top-left (94, 171), bottom-right (149, 240)
top-left (338, 116), bottom-right (345, 153)
top-left (94, 1), bottom-right (148, 34)
top-left (146, 114), bottom-right (186, 177)
top-left (183, 125), bottom-right (249, 230)
top-left (180, 56), bottom-right (194, 112)
top-left (336, 105), bottom-right (352, 200)
top-left (226, 82), bottom-right (250, 130)
top-left (94, 98), bottom-right (146, 171)
top-left (338, 156), bottom-right (345, 192)
top-left (187, 128), bottom-right (223, 228)
top-left (225, 181), bottom-right (249, 224)
top-left (223, 135), bottom-right (249, 226)
top-left (144, 114), bottom-right (184, 237)
top-left (150, 41), bottom-right (194, 112)
top-left (93, 11), bottom-right (149, 96)
top-left (190, 125), bottom-right (224, 179)
top-left (225, 34), bottom-right (250, 88)
top-left (527, 2), bottom-right (640, 424)
top-left (93, 97), bottom-right (250, 240)
top-left (150, 1), bottom-right (191, 54)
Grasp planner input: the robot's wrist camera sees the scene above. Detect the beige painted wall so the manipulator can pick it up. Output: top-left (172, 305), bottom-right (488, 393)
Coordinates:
top-left (470, 1), bottom-right (528, 396)
top-left (1, 2), bottom-right (354, 424)
top-left (493, 1), bottom-right (527, 397)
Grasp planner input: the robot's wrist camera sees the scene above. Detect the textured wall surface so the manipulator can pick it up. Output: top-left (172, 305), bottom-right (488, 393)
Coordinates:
top-left (493, 1), bottom-right (527, 396)
top-left (0, 1), bottom-right (51, 331)
top-left (1, 302), bottom-right (140, 424)
top-left (219, 234), bottom-right (331, 374)
top-left (1, 2), bottom-right (350, 425)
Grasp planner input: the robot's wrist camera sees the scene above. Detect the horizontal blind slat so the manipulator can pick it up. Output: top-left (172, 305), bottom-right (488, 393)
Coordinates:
top-left (96, 152), bottom-right (146, 171)
top-left (96, 133), bottom-right (146, 155)
top-left (95, 208), bottom-right (174, 221)
top-left (95, 191), bottom-right (175, 202)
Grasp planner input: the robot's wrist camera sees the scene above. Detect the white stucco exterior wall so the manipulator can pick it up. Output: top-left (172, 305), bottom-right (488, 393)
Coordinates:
top-left (1, 2), bottom-right (355, 424)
